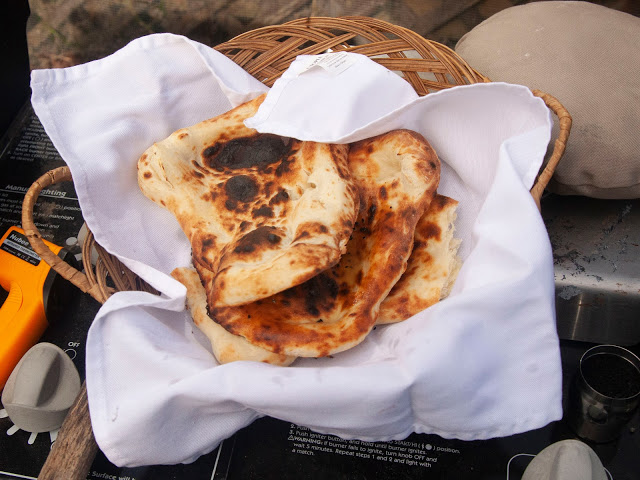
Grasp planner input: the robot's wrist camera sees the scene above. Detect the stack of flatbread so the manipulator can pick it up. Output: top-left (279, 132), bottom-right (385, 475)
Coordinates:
top-left (138, 94), bottom-right (461, 366)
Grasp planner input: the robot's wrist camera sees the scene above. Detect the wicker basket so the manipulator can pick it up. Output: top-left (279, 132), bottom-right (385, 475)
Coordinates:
top-left (22, 16), bottom-right (571, 480)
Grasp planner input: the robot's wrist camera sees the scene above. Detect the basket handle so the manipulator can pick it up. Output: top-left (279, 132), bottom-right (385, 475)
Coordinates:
top-left (20, 166), bottom-right (100, 479)
top-left (530, 89), bottom-right (572, 209)
top-left (21, 166), bottom-right (109, 304)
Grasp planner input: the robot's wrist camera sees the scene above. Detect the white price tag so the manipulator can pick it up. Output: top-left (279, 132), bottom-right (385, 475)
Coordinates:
top-left (300, 52), bottom-right (359, 76)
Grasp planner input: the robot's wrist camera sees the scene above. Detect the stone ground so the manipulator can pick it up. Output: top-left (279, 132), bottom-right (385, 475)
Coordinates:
top-left (26, 0), bottom-right (639, 70)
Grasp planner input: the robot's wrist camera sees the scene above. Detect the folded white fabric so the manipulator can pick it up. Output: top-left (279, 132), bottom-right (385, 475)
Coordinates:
top-left (30, 33), bottom-right (562, 467)
top-left (244, 51), bottom-right (420, 140)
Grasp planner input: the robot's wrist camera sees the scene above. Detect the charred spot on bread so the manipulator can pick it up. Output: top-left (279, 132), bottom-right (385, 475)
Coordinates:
top-left (420, 221), bottom-right (442, 241)
top-left (269, 189), bottom-right (290, 205)
top-left (302, 273), bottom-right (339, 316)
top-left (203, 133), bottom-right (290, 172)
top-left (252, 205), bottom-right (274, 218)
top-left (367, 204), bottom-right (377, 225)
top-left (225, 175), bottom-right (259, 203)
top-left (233, 226), bottom-right (282, 254)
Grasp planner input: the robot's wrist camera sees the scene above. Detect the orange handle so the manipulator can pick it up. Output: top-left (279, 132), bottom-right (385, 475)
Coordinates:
top-left (0, 280), bottom-right (48, 389)
top-left (1, 281), bottom-right (23, 321)
top-left (0, 226), bottom-right (60, 389)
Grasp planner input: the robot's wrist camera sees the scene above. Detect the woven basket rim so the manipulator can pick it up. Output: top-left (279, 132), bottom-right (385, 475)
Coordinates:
top-left (214, 15), bottom-right (490, 90)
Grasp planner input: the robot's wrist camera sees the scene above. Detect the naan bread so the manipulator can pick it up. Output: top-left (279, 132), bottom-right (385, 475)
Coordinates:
top-left (138, 94), bottom-right (359, 308)
top-left (210, 130), bottom-right (440, 357)
top-left (171, 266), bottom-right (296, 366)
top-left (377, 194), bottom-right (461, 324)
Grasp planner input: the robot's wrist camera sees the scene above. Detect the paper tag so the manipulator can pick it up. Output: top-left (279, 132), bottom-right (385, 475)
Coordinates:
top-left (300, 52), bottom-right (358, 76)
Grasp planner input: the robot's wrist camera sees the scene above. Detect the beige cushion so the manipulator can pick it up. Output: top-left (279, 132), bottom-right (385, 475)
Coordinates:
top-left (455, 1), bottom-right (640, 199)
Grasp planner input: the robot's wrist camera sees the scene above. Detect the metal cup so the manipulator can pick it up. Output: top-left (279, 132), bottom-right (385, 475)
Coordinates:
top-left (567, 344), bottom-right (640, 443)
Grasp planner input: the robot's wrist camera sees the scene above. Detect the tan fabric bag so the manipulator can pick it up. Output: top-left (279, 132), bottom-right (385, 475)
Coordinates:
top-left (456, 1), bottom-right (640, 199)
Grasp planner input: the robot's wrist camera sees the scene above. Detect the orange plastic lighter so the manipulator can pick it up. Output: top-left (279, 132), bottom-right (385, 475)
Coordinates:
top-left (0, 226), bottom-right (70, 389)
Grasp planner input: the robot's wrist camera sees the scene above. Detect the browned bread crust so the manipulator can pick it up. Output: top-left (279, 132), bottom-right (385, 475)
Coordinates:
top-left (211, 129), bottom-right (440, 357)
top-left (138, 94), bottom-right (359, 308)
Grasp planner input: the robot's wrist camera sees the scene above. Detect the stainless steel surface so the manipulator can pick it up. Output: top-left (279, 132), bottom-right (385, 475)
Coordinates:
top-left (542, 194), bottom-right (640, 345)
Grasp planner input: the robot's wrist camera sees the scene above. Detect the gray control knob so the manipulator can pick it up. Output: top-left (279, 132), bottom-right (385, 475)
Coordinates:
top-left (522, 439), bottom-right (607, 480)
top-left (1, 342), bottom-right (81, 433)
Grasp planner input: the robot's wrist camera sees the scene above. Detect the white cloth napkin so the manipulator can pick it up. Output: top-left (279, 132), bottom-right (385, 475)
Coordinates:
top-left (30, 33), bottom-right (562, 467)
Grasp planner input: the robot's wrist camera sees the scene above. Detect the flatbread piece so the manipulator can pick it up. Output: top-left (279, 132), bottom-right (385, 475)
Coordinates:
top-left (138, 94), bottom-right (359, 308)
top-left (377, 194), bottom-right (461, 324)
top-left (171, 266), bottom-right (296, 366)
top-left (210, 130), bottom-right (441, 357)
